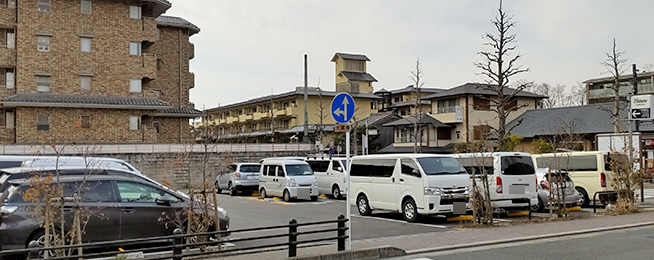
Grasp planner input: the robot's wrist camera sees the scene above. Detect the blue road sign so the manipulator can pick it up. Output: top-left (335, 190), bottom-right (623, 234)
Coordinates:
top-left (331, 93), bottom-right (355, 123)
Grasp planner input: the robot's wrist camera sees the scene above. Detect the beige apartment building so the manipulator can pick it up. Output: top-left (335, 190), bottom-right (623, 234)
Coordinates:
top-left (0, 0), bottom-right (200, 144)
top-left (200, 53), bottom-right (381, 144)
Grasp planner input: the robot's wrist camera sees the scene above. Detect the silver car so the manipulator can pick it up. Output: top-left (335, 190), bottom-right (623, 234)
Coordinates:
top-left (215, 163), bottom-right (261, 196)
top-left (535, 168), bottom-right (582, 212)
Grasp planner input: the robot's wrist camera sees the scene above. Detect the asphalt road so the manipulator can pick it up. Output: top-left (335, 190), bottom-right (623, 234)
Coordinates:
top-left (387, 225), bottom-right (654, 260)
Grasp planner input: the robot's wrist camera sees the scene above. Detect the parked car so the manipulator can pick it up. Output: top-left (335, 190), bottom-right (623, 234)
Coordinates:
top-left (532, 151), bottom-right (619, 206)
top-left (215, 163), bottom-right (261, 196)
top-left (453, 152), bottom-right (539, 212)
top-left (349, 154), bottom-right (472, 222)
top-left (258, 158), bottom-right (319, 202)
top-left (305, 157), bottom-right (348, 199)
top-left (0, 175), bottom-right (230, 251)
top-left (534, 168), bottom-right (582, 212)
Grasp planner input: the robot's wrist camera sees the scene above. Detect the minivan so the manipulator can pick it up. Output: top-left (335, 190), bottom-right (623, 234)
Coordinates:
top-left (258, 158), bottom-right (319, 202)
top-left (305, 157), bottom-right (348, 199)
top-left (453, 152), bottom-right (538, 212)
top-left (349, 154), bottom-right (472, 222)
top-left (531, 151), bottom-right (619, 206)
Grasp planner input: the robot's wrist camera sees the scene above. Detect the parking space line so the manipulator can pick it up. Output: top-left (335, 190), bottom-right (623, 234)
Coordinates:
top-left (352, 215), bottom-right (448, 228)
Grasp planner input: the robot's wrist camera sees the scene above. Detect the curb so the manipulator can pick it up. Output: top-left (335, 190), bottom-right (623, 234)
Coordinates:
top-left (404, 221), bottom-right (654, 255)
top-left (290, 246), bottom-right (406, 260)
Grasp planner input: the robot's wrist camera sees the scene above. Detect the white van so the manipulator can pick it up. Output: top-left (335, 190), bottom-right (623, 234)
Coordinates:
top-left (453, 152), bottom-right (538, 212)
top-left (258, 158), bottom-right (319, 202)
top-left (532, 151), bottom-right (618, 206)
top-left (349, 154), bottom-right (472, 222)
top-left (306, 157), bottom-right (348, 199)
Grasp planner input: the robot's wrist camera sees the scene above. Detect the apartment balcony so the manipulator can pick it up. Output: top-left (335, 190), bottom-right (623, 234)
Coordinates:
top-left (142, 17), bottom-right (158, 43)
top-left (225, 117), bottom-right (238, 124)
top-left (253, 111), bottom-right (271, 120)
top-left (142, 53), bottom-right (157, 79)
top-left (188, 72), bottom-right (195, 89)
top-left (239, 114), bottom-right (254, 121)
top-left (275, 107), bottom-right (298, 118)
top-left (431, 106), bottom-right (462, 123)
top-left (189, 43), bottom-right (195, 60)
top-left (0, 47), bottom-right (16, 66)
top-left (588, 83), bottom-right (654, 99)
top-left (0, 127), bottom-right (15, 144)
top-left (0, 7), bottom-right (16, 25)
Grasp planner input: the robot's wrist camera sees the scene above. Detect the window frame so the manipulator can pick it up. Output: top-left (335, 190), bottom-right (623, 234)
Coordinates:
top-left (37, 36), bottom-right (51, 52)
top-left (81, 115), bottom-right (90, 129)
top-left (37, 114), bottom-right (49, 131)
top-left (129, 42), bottom-right (141, 56)
top-left (129, 5), bottom-right (142, 19)
top-left (80, 0), bottom-right (91, 14)
top-left (80, 37), bottom-right (91, 52)
top-left (80, 75), bottom-right (91, 91)
top-left (129, 116), bottom-right (141, 130)
top-left (129, 79), bottom-right (142, 93)
top-left (38, 0), bottom-right (51, 12)
top-left (37, 75), bottom-right (51, 93)
top-left (1, 68), bottom-right (15, 88)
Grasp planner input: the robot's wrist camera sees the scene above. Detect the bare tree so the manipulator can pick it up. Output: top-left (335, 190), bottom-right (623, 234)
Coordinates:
top-left (411, 58), bottom-right (425, 153)
top-left (600, 38), bottom-right (627, 133)
top-left (313, 87), bottom-right (328, 151)
top-left (569, 82), bottom-right (587, 106)
top-left (474, 0), bottom-right (530, 151)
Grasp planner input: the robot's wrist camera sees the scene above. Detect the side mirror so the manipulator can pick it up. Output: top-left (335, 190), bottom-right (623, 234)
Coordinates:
top-left (412, 169), bottom-right (421, 178)
top-left (156, 196), bottom-right (176, 206)
top-left (337, 166), bottom-right (343, 172)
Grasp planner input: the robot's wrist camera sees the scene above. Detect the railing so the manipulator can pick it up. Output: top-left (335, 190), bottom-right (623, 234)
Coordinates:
top-left (437, 106), bottom-right (456, 114)
top-left (592, 191), bottom-right (617, 213)
top-left (2, 215), bottom-right (348, 260)
top-left (0, 143), bottom-right (313, 155)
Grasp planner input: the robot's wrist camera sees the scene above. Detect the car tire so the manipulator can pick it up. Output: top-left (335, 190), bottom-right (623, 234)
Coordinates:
top-left (576, 187), bottom-right (590, 207)
top-left (402, 199), bottom-right (418, 222)
top-left (332, 185), bottom-right (341, 199)
top-left (228, 182), bottom-right (236, 196)
top-left (215, 181), bottom-right (222, 194)
top-left (357, 194), bottom-right (371, 216)
top-left (311, 196), bottom-right (318, 201)
top-left (283, 190), bottom-right (292, 202)
top-left (260, 188), bottom-right (267, 199)
top-left (28, 229), bottom-right (55, 258)
top-left (536, 197), bottom-right (545, 213)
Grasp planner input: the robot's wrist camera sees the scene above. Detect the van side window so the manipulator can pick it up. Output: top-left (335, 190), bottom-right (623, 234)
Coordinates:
top-left (456, 157), bottom-right (494, 175)
top-left (307, 160), bottom-right (329, 172)
top-left (401, 159), bottom-right (420, 177)
top-left (332, 161), bottom-right (342, 172)
top-left (276, 166), bottom-right (285, 177)
top-left (351, 159), bottom-right (395, 177)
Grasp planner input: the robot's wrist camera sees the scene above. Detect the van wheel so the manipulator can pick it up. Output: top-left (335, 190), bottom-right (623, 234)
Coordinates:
top-left (332, 185), bottom-right (341, 199)
top-left (576, 187), bottom-right (590, 207)
top-left (283, 190), bottom-right (292, 202)
top-left (357, 195), bottom-right (371, 216)
top-left (215, 182), bottom-right (222, 194)
top-left (260, 188), bottom-right (267, 199)
top-left (228, 182), bottom-right (237, 196)
top-left (536, 197), bottom-right (545, 213)
top-left (310, 196), bottom-right (318, 201)
top-left (402, 199), bottom-right (418, 222)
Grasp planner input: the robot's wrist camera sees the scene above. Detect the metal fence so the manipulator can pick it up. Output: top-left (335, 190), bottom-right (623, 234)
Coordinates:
top-left (0, 215), bottom-right (348, 260)
top-left (0, 143), bottom-right (312, 155)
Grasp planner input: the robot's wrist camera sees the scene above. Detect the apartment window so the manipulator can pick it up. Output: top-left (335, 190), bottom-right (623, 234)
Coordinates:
top-left (1, 28), bottom-right (15, 48)
top-left (437, 98), bottom-right (459, 113)
top-left (81, 115), bottom-right (90, 129)
top-left (80, 0), bottom-right (91, 14)
top-left (473, 125), bottom-right (492, 140)
top-left (37, 36), bottom-right (51, 52)
top-left (37, 114), bottom-right (49, 131)
top-left (1, 68), bottom-right (14, 88)
top-left (80, 76), bottom-right (91, 91)
top-left (152, 122), bottom-right (160, 133)
top-left (129, 42), bottom-right (141, 56)
top-left (129, 116), bottom-right (140, 130)
top-left (345, 60), bottom-right (364, 72)
top-left (503, 99), bottom-right (518, 111)
top-left (38, 0), bottom-right (50, 12)
top-left (251, 124), bottom-right (257, 131)
top-left (1, 0), bottom-right (17, 8)
top-left (80, 37), bottom-right (91, 52)
top-left (129, 79), bottom-right (141, 93)
top-left (156, 58), bottom-right (162, 70)
top-left (129, 6), bottom-right (141, 19)
top-left (37, 75), bottom-right (50, 92)
top-left (473, 96), bottom-right (490, 110)
top-left (437, 128), bottom-right (451, 140)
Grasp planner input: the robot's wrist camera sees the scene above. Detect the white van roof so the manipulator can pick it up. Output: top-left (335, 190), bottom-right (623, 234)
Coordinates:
top-left (453, 152), bottom-right (532, 157)
top-left (352, 153), bottom-right (454, 160)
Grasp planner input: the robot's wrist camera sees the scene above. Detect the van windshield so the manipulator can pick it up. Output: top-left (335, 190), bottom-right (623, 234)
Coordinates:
top-left (501, 156), bottom-right (535, 175)
top-left (417, 157), bottom-right (466, 175)
top-left (285, 165), bottom-right (314, 176)
top-left (240, 165), bottom-right (261, 173)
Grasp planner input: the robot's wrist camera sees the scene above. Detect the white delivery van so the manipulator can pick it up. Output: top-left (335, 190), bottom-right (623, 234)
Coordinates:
top-left (349, 154), bottom-right (472, 222)
top-left (306, 157), bottom-right (348, 199)
top-left (453, 152), bottom-right (538, 212)
top-left (532, 151), bottom-right (618, 206)
top-left (258, 158), bottom-right (319, 202)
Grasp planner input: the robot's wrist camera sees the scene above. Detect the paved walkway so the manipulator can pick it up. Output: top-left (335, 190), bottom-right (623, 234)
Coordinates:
top-left (206, 202), bottom-right (654, 260)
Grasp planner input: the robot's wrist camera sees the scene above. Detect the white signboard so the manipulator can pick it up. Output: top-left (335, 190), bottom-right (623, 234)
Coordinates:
top-left (455, 106), bottom-right (463, 123)
top-left (630, 95), bottom-right (654, 120)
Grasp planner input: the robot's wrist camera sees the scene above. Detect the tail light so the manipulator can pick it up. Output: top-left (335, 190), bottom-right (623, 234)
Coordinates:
top-left (235, 172), bottom-right (241, 179)
top-left (496, 176), bottom-right (503, 194)
top-left (601, 172), bottom-right (606, 188)
top-left (540, 180), bottom-right (550, 190)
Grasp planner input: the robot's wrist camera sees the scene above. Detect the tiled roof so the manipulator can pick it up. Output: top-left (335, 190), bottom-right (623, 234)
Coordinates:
top-left (390, 85), bottom-right (445, 95)
top-left (422, 83), bottom-right (547, 100)
top-left (340, 71), bottom-right (378, 82)
top-left (331, 53), bottom-right (370, 62)
top-left (383, 114), bottom-right (450, 128)
top-left (378, 143), bottom-right (455, 154)
top-left (1, 94), bottom-right (172, 110)
top-left (157, 107), bottom-right (205, 117)
top-left (156, 16), bottom-right (200, 35)
top-left (205, 87), bottom-right (381, 112)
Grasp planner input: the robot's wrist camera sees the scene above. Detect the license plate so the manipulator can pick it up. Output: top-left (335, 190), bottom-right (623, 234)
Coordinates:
top-left (453, 202), bottom-right (466, 215)
top-left (247, 176), bottom-right (257, 180)
top-left (297, 188), bottom-right (311, 200)
top-left (510, 185), bottom-right (525, 194)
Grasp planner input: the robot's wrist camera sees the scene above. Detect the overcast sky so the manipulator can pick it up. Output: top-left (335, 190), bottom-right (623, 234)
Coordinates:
top-left (164, 0), bottom-right (654, 110)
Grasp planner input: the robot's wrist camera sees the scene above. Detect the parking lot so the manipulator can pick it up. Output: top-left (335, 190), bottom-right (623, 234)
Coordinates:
top-left (213, 191), bottom-right (621, 251)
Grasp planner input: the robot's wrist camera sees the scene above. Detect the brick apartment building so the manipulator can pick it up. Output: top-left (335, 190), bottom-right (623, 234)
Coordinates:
top-left (0, 0), bottom-right (200, 144)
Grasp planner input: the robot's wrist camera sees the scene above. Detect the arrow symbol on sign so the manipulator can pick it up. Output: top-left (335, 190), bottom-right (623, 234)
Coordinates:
top-left (333, 98), bottom-right (350, 120)
top-left (633, 109), bottom-right (641, 118)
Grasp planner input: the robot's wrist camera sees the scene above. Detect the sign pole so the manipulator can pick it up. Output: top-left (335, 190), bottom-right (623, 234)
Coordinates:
top-left (345, 130), bottom-right (351, 250)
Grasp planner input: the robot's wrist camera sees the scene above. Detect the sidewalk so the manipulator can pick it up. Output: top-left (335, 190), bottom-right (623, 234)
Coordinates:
top-left (208, 203), bottom-right (654, 260)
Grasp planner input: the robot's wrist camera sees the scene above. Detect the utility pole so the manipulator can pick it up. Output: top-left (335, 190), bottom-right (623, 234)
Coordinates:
top-left (632, 64), bottom-right (644, 203)
top-left (303, 54), bottom-right (309, 143)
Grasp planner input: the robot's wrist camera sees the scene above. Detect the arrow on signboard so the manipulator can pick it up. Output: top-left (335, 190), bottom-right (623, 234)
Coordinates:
top-left (333, 98), bottom-right (350, 120)
top-left (633, 109), bottom-right (642, 118)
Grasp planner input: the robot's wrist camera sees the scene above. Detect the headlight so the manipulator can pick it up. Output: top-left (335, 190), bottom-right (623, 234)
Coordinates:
top-left (424, 187), bottom-right (442, 196)
top-left (463, 186), bottom-right (472, 195)
top-left (289, 179), bottom-right (297, 187)
top-left (314, 179), bottom-right (318, 186)
top-left (0, 205), bottom-right (18, 215)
